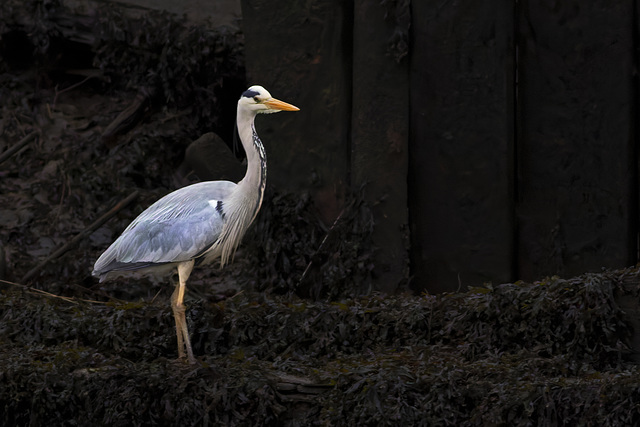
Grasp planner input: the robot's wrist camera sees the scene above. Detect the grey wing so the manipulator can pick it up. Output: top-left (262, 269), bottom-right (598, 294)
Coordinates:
top-left (93, 181), bottom-right (235, 275)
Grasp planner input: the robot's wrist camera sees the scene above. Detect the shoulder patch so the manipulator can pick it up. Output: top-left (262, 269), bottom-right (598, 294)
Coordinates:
top-left (209, 200), bottom-right (226, 219)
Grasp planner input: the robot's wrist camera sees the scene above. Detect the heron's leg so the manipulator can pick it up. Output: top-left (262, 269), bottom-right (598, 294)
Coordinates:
top-left (170, 283), bottom-right (186, 359)
top-left (171, 260), bottom-right (195, 363)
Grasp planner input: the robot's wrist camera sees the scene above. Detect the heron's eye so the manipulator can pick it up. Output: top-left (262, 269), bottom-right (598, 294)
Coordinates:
top-left (253, 96), bottom-right (260, 103)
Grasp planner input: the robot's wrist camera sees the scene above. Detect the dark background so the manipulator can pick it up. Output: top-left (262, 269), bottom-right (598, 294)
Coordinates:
top-left (1, 0), bottom-right (637, 295)
top-left (243, 0), bottom-right (637, 293)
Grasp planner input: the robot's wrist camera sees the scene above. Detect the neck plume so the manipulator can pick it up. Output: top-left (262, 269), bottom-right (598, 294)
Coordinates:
top-left (216, 108), bottom-right (267, 267)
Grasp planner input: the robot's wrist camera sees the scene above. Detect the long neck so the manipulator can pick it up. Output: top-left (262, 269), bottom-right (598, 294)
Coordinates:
top-left (236, 106), bottom-right (267, 215)
top-left (216, 106), bottom-right (267, 267)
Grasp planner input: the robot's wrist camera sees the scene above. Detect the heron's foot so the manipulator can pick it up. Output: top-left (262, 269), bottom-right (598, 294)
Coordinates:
top-left (174, 328), bottom-right (196, 364)
top-left (175, 353), bottom-right (197, 365)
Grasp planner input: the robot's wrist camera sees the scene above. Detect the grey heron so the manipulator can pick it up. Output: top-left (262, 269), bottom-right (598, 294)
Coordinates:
top-left (92, 86), bottom-right (299, 363)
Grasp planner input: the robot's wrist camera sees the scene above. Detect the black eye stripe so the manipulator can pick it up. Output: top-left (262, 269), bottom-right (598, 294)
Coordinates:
top-left (242, 89), bottom-right (260, 99)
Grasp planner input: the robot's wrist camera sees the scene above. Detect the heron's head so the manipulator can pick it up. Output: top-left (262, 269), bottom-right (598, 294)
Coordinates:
top-left (238, 85), bottom-right (300, 114)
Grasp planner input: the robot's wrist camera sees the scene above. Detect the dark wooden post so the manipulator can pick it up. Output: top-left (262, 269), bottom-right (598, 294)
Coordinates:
top-left (410, 0), bottom-right (516, 293)
top-left (351, 1), bottom-right (410, 292)
top-left (516, 0), bottom-right (637, 280)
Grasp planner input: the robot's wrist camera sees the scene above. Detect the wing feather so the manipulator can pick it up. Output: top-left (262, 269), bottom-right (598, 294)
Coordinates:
top-left (93, 181), bottom-right (236, 276)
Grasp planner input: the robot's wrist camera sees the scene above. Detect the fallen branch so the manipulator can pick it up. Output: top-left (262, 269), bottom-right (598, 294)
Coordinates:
top-left (21, 190), bottom-right (140, 283)
top-left (52, 75), bottom-right (95, 107)
top-left (0, 279), bottom-right (107, 305)
top-left (0, 131), bottom-right (38, 165)
top-left (265, 372), bottom-right (333, 403)
top-left (101, 89), bottom-right (155, 147)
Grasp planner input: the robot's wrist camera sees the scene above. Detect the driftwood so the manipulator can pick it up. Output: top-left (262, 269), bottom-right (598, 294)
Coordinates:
top-left (266, 372), bottom-right (333, 403)
top-left (0, 131), bottom-right (38, 165)
top-left (101, 89), bottom-right (154, 147)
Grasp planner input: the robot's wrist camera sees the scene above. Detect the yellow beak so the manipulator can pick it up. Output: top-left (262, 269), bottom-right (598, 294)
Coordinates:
top-left (263, 98), bottom-right (300, 111)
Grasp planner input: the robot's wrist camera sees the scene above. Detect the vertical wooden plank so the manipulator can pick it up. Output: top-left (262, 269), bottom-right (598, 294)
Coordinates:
top-left (351, 1), bottom-right (410, 293)
top-left (410, 0), bottom-right (515, 293)
top-left (517, 0), bottom-right (636, 280)
top-left (240, 0), bottom-right (351, 224)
